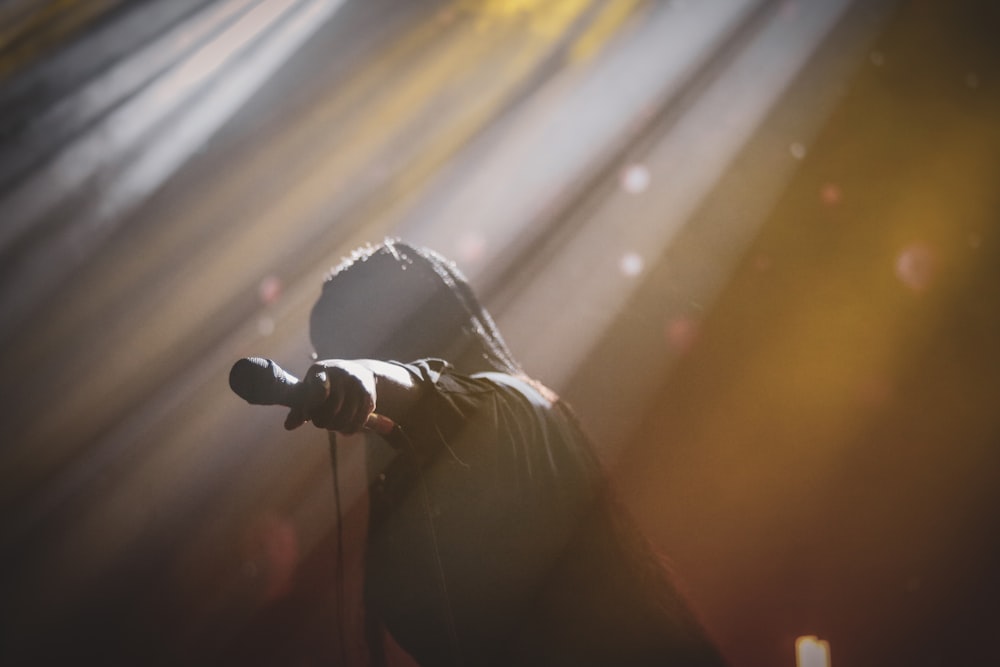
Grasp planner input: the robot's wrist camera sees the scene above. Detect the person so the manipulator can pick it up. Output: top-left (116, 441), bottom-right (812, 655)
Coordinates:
top-left (283, 239), bottom-right (727, 666)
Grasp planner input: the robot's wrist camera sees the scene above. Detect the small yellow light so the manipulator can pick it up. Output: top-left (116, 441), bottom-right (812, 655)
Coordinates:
top-left (795, 635), bottom-right (831, 667)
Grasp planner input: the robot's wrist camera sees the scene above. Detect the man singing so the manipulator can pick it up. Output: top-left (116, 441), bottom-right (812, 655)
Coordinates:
top-left (262, 239), bottom-right (725, 666)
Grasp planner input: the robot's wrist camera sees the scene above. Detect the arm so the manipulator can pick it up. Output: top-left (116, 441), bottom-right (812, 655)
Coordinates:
top-left (283, 359), bottom-right (426, 434)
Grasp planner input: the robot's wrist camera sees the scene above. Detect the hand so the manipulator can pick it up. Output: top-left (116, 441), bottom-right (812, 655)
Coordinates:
top-left (283, 360), bottom-right (377, 434)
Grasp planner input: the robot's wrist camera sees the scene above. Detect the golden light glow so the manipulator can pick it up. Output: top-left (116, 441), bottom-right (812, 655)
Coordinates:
top-left (796, 636), bottom-right (831, 667)
top-left (570, 0), bottom-right (643, 62)
top-left (465, 0), bottom-right (593, 38)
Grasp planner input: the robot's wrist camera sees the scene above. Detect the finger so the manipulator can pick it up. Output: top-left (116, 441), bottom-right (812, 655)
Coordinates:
top-left (312, 391), bottom-right (346, 431)
top-left (344, 396), bottom-right (372, 435)
top-left (284, 406), bottom-right (307, 430)
top-left (326, 381), bottom-right (371, 434)
top-left (365, 413), bottom-right (396, 436)
top-left (323, 392), bottom-right (358, 433)
top-left (302, 368), bottom-right (331, 412)
top-left (305, 371), bottom-right (343, 430)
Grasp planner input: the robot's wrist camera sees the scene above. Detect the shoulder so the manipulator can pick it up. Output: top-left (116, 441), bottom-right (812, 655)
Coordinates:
top-left (471, 371), bottom-right (560, 408)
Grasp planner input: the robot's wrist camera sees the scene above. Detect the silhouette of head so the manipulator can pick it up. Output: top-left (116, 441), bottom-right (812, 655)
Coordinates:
top-left (310, 240), bottom-right (521, 375)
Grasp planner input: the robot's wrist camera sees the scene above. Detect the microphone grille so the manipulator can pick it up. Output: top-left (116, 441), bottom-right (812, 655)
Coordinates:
top-left (230, 357), bottom-right (275, 402)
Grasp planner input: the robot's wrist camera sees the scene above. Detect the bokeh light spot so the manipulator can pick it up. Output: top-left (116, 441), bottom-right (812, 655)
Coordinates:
top-left (456, 231), bottom-right (487, 264)
top-left (753, 253), bottom-right (772, 272)
top-left (258, 275), bottom-right (282, 305)
top-left (619, 252), bottom-right (644, 276)
top-left (895, 241), bottom-right (938, 293)
top-left (665, 314), bottom-right (699, 354)
top-left (789, 142), bottom-right (807, 160)
top-left (796, 635), bottom-right (831, 667)
top-left (820, 182), bottom-right (841, 206)
top-left (620, 164), bottom-right (650, 194)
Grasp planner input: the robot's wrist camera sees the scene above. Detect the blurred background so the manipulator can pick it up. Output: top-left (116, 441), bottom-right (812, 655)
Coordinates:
top-left (1, 0), bottom-right (998, 665)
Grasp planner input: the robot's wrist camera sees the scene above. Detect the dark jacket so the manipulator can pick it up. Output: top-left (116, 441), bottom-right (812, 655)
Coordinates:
top-left (311, 241), bottom-right (726, 666)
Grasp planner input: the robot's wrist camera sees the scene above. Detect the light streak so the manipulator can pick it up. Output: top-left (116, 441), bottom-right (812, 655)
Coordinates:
top-left (570, 0), bottom-right (643, 62)
top-left (494, 0), bottom-right (861, 388)
top-left (0, 0), bottom-right (349, 339)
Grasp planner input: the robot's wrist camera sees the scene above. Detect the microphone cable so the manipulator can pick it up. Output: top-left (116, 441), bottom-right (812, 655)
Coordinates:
top-left (396, 425), bottom-right (464, 667)
top-left (328, 432), bottom-right (349, 667)
top-left (330, 423), bottom-right (463, 667)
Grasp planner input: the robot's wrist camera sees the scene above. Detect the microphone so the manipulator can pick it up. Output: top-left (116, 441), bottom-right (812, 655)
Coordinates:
top-left (229, 357), bottom-right (302, 407)
top-left (229, 357), bottom-right (396, 435)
